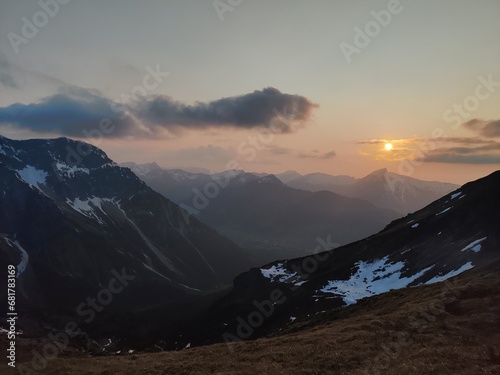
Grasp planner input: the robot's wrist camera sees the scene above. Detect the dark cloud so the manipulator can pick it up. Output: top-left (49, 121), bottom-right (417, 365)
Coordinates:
top-left (299, 150), bottom-right (336, 159)
top-left (0, 87), bottom-right (317, 138)
top-left (323, 151), bottom-right (337, 159)
top-left (443, 137), bottom-right (497, 145)
top-left (416, 141), bottom-right (500, 164)
top-left (132, 87), bottom-right (317, 133)
top-left (356, 139), bottom-right (387, 145)
top-left (0, 86), bottom-right (139, 138)
top-left (268, 146), bottom-right (290, 155)
top-left (417, 154), bottom-right (500, 164)
top-left (463, 119), bottom-right (500, 138)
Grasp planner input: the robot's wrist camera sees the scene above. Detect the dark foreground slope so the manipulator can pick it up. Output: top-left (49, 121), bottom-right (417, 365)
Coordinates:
top-left (3, 262), bottom-right (499, 374)
top-left (0, 136), bottom-right (250, 335)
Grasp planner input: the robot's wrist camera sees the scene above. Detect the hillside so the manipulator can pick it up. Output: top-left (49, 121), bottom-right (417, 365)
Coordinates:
top-left (3, 262), bottom-right (498, 374)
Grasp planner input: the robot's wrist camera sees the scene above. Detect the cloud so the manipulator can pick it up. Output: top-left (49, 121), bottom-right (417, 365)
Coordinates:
top-left (323, 151), bottom-right (337, 159)
top-left (417, 154), bottom-right (500, 164)
top-left (132, 87), bottom-right (317, 133)
top-left (0, 54), bottom-right (65, 91)
top-left (359, 136), bottom-right (500, 164)
top-left (267, 146), bottom-right (290, 155)
top-left (0, 54), bottom-right (18, 88)
top-left (416, 141), bottom-right (500, 164)
top-left (441, 137), bottom-right (497, 145)
top-left (0, 86), bottom-right (317, 138)
top-left (0, 86), bottom-right (140, 138)
top-left (299, 150), bottom-right (336, 159)
top-left (463, 119), bottom-right (500, 138)
top-left (170, 145), bottom-right (234, 163)
top-left (356, 139), bottom-right (387, 145)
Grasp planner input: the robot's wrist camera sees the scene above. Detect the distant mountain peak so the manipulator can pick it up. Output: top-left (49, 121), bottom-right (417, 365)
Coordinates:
top-left (366, 168), bottom-right (388, 177)
top-left (255, 174), bottom-right (284, 186)
top-left (120, 161), bottom-right (163, 176)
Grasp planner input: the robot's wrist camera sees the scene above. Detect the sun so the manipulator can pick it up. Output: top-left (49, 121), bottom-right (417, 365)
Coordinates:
top-left (384, 143), bottom-right (393, 151)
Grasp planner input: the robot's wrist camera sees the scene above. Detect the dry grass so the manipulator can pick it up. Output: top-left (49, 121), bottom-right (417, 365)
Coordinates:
top-left (2, 267), bottom-right (500, 375)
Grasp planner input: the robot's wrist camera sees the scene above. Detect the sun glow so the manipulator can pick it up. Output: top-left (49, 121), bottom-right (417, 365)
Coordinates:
top-left (384, 143), bottom-right (393, 151)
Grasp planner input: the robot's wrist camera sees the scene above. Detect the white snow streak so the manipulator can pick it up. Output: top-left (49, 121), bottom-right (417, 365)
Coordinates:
top-left (461, 237), bottom-right (487, 253)
top-left (436, 207), bottom-right (453, 216)
top-left (4, 238), bottom-right (29, 278)
top-left (425, 262), bottom-right (474, 285)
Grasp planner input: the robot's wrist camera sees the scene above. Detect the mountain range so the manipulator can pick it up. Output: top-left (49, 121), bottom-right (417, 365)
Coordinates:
top-left (0, 136), bottom-right (497, 375)
top-left (122, 162), bottom-right (401, 262)
top-left (279, 168), bottom-right (460, 214)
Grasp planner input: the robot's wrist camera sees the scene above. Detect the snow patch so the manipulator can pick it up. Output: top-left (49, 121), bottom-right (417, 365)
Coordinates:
top-left (54, 162), bottom-right (90, 178)
top-left (411, 223), bottom-right (419, 229)
top-left (16, 166), bottom-right (48, 188)
top-left (461, 237), bottom-right (487, 253)
top-left (451, 192), bottom-right (462, 199)
top-left (261, 263), bottom-right (298, 283)
top-left (4, 238), bottom-right (29, 278)
top-left (319, 257), bottom-right (433, 305)
top-left (425, 262), bottom-right (474, 284)
top-left (65, 197), bottom-right (116, 224)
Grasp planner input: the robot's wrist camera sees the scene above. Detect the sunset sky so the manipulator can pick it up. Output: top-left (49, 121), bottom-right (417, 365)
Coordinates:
top-left (1, 0), bottom-right (499, 184)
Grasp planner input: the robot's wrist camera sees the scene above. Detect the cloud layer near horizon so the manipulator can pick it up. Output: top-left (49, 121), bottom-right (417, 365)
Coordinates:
top-left (0, 86), bottom-right (317, 138)
top-left (463, 119), bottom-right (500, 138)
top-left (359, 135), bottom-right (500, 165)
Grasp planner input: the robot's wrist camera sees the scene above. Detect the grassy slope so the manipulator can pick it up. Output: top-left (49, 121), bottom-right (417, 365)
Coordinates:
top-left (3, 264), bottom-right (499, 375)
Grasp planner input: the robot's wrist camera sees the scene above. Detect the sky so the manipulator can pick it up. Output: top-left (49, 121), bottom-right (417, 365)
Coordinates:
top-left (0, 0), bottom-right (499, 184)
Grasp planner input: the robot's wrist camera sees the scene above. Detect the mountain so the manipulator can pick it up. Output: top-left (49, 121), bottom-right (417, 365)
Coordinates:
top-left (275, 170), bottom-right (303, 184)
top-left (121, 162), bottom-right (259, 204)
top-left (124, 164), bottom-right (400, 261)
top-left (0, 136), bottom-right (251, 335)
top-left (188, 170), bottom-right (500, 343)
top-left (284, 171), bottom-right (355, 189)
top-left (190, 174), bottom-right (399, 262)
top-left (125, 163), bottom-right (400, 263)
top-left (1, 169), bottom-right (499, 374)
top-left (284, 168), bottom-right (459, 215)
